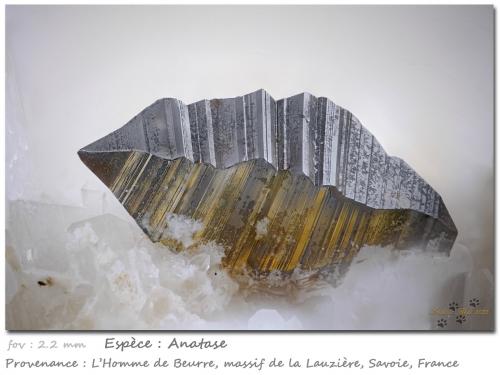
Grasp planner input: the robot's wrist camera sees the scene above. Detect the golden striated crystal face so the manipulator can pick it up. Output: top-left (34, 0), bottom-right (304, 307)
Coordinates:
top-left (78, 150), bottom-right (455, 279)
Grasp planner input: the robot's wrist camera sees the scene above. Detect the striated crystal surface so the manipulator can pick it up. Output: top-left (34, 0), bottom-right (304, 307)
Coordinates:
top-left (78, 89), bottom-right (457, 278)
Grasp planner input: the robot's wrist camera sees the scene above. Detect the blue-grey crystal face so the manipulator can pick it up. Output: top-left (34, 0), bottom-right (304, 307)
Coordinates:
top-left (81, 89), bottom-right (453, 224)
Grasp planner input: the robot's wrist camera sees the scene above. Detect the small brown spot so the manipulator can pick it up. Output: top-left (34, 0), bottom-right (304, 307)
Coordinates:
top-left (37, 277), bottom-right (53, 287)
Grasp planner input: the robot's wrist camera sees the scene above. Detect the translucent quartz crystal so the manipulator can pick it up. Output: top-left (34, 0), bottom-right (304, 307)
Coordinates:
top-left (6, 200), bottom-right (237, 329)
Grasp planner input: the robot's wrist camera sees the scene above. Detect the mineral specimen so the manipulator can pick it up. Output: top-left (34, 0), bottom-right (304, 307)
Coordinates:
top-left (78, 89), bottom-right (457, 279)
